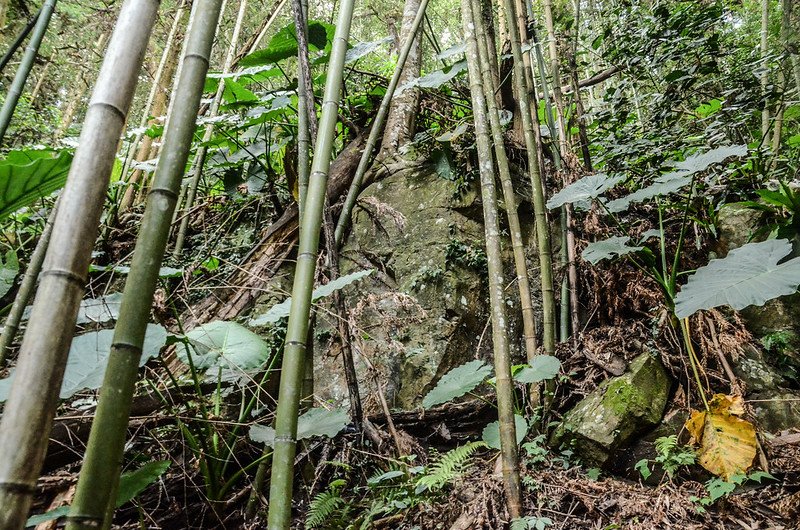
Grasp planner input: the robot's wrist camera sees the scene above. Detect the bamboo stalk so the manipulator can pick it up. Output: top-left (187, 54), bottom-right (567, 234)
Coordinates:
top-left (0, 199), bottom-right (59, 367)
top-left (333, 0), bottom-right (430, 246)
top-left (293, 0), bottom-right (317, 219)
top-left (64, 3), bottom-right (224, 527)
top-left (173, 0), bottom-right (248, 258)
top-left (761, 0), bottom-right (771, 144)
top-left (266, 0), bottom-right (356, 525)
top-left (0, 0), bottom-right (56, 144)
top-left (0, 2), bottom-right (160, 528)
top-left (499, 0), bottom-right (556, 354)
top-left (0, 7), bottom-right (41, 75)
top-left (471, 0), bottom-right (537, 362)
top-left (118, 1), bottom-right (188, 212)
top-left (463, 0), bottom-right (522, 516)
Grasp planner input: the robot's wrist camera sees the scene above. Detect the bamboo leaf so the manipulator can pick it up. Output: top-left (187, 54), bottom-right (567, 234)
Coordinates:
top-left (0, 324), bottom-right (168, 401)
top-left (481, 414), bottom-right (528, 450)
top-left (249, 407), bottom-right (350, 447)
top-left (248, 269), bottom-right (374, 326)
top-left (673, 239), bottom-right (800, 319)
top-left (422, 359), bottom-right (492, 409)
top-left (685, 394), bottom-right (756, 480)
top-left (546, 173), bottom-right (624, 209)
top-left (0, 149), bottom-right (72, 220)
top-left (581, 236), bottom-right (643, 264)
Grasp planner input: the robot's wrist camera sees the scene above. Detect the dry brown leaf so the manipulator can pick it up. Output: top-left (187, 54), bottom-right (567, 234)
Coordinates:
top-left (685, 393), bottom-right (757, 480)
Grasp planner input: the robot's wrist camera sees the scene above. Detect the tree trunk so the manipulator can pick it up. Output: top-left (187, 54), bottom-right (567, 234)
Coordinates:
top-left (0, 2), bottom-right (159, 527)
top-left (380, 0), bottom-right (423, 154)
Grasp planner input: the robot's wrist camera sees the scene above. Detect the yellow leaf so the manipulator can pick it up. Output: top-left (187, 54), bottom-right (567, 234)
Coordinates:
top-left (684, 394), bottom-right (757, 480)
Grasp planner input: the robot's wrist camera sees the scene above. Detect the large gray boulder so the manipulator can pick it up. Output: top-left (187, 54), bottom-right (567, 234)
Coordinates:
top-left (551, 354), bottom-right (670, 466)
top-left (255, 159), bottom-right (539, 411)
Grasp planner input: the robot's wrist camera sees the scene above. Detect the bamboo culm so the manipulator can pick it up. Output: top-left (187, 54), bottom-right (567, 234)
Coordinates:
top-left (118, 0), bottom-right (188, 211)
top-left (0, 0), bottom-right (56, 144)
top-left (499, 0), bottom-right (556, 354)
top-left (463, 0), bottom-right (522, 516)
top-left (333, 0), bottom-right (430, 246)
top-left (173, 0), bottom-right (248, 258)
top-left (470, 0), bottom-right (537, 362)
top-left (0, 199), bottom-right (59, 367)
top-left (0, 2), bottom-right (159, 528)
top-left (64, 3), bottom-right (224, 528)
top-left (0, 8), bottom-right (41, 74)
top-left (266, 0), bottom-right (356, 525)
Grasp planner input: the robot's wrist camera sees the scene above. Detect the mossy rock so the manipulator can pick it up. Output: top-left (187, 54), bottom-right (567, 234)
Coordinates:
top-left (551, 354), bottom-right (670, 466)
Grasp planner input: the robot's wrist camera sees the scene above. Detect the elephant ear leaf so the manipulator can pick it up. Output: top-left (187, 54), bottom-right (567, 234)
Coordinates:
top-left (674, 239), bottom-right (800, 319)
top-left (581, 236), bottom-right (643, 265)
top-left (0, 149), bottom-right (72, 220)
top-left (422, 359), bottom-right (492, 409)
top-left (546, 173), bottom-right (624, 210)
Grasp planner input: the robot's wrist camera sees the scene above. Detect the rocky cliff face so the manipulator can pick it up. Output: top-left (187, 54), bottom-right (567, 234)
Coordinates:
top-left (313, 160), bottom-right (541, 410)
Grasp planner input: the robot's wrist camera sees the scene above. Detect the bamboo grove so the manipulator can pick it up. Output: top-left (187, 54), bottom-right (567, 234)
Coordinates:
top-left (0, 0), bottom-right (798, 528)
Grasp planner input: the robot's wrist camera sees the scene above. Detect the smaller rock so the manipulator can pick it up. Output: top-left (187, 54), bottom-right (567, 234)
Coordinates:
top-left (551, 354), bottom-right (670, 466)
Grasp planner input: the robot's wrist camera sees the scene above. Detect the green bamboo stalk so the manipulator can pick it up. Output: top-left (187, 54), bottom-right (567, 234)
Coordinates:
top-left (0, 0), bottom-right (56, 144)
top-left (0, 8), bottom-right (41, 74)
top-left (0, 199), bottom-right (59, 367)
top-left (463, 0), bottom-right (522, 516)
top-left (266, 0), bottom-right (356, 525)
top-left (471, 0), bottom-right (537, 362)
top-left (118, 0), bottom-right (189, 210)
top-left (0, 2), bottom-right (159, 528)
top-left (333, 0), bottom-right (430, 247)
top-left (293, 0), bottom-right (317, 219)
top-left (499, 0), bottom-right (556, 354)
top-left (64, 3), bottom-right (224, 528)
top-left (173, 0), bottom-right (246, 258)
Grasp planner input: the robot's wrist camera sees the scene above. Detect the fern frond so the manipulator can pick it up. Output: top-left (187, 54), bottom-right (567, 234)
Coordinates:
top-left (415, 441), bottom-right (486, 492)
top-left (305, 481), bottom-right (346, 529)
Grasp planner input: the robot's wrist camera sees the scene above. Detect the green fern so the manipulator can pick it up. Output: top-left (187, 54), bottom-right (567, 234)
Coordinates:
top-left (305, 479), bottom-right (347, 529)
top-left (415, 441), bottom-right (486, 492)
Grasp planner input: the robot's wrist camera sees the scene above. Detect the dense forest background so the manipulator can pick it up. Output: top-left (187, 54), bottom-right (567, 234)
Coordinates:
top-left (0, 0), bottom-right (799, 528)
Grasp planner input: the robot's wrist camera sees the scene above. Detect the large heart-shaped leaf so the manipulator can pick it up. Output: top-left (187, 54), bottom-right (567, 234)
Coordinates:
top-left (180, 320), bottom-right (271, 371)
top-left (605, 145), bottom-right (747, 213)
top-left (481, 414), bottom-right (529, 450)
top-left (514, 355), bottom-right (561, 383)
top-left (239, 20), bottom-right (334, 67)
top-left (685, 394), bottom-right (756, 480)
top-left (0, 324), bottom-right (168, 401)
top-left (249, 407), bottom-right (350, 447)
top-left (674, 239), bottom-right (800, 319)
top-left (0, 250), bottom-right (19, 299)
top-left (0, 149), bottom-right (72, 220)
top-left (422, 359), bottom-right (492, 409)
top-left (581, 236), bottom-right (643, 264)
top-left (397, 60), bottom-right (467, 94)
top-left (249, 269), bottom-right (374, 326)
top-left (547, 173), bottom-right (624, 210)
